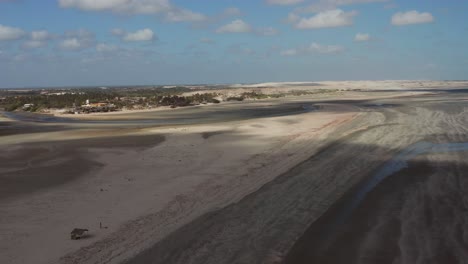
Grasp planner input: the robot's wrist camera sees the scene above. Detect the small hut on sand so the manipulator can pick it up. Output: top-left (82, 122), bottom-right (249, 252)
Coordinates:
top-left (70, 228), bottom-right (89, 240)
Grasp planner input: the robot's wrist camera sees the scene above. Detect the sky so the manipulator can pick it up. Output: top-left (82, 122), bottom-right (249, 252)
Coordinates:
top-left (0, 0), bottom-right (467, 88)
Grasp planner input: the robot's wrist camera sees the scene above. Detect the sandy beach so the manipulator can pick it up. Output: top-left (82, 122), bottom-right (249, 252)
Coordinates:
top-left (2, 81), bottom-right (468, 264)
top-left (0, 93), bottom-right (358, 264)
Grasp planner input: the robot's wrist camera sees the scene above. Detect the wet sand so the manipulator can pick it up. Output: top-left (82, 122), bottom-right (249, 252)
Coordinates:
top-left (285, 159), bottom-right (434, 264)
top-left (286, 154), bottom-right (468, 264)
top-left (0, 135), bottom-right (165, 201)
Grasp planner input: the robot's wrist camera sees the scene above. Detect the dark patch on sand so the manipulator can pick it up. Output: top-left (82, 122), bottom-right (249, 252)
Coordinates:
top-left (284, 158), bottom-right (465, 264)
top-left (201, 131), bottom-right (225, 139)
top-left (0, 134), bottom-right (165, 201)
top-left (64, 134), bottom-right (165, 149)
top-left (0, 151), bottom-right (102, 201)
top-left (277, 119), bottom-right (301, 125)
top-left (0, 122), bottom-right (68, 136)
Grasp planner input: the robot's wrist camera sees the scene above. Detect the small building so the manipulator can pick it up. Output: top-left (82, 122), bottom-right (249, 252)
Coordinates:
top-left (77, 101), bottom-right (117, 113)
top-left (23, 103), bottom-right (34, 109)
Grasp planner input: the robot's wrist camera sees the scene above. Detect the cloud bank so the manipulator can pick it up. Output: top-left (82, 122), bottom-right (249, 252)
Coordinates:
top-left (281, 42), bottom-right (344, 56)
top-left (266, 0), bottom-right (304, 5)
top-left (0, 24), bottom-right (25, 41)
top-left (216, 19), bottom-right (252, 33)
top-left (391, 11), bottom-right (434, 26)
top-left (295, 9), bottom-right (357, 29)
top-left (354, 33), bottom-right (370, 41)
top-left (58, 0), bottom-right (206, 22)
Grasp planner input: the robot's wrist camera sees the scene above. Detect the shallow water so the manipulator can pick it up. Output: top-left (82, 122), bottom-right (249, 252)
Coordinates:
top-left (1, 103), bottom-right (312, 126)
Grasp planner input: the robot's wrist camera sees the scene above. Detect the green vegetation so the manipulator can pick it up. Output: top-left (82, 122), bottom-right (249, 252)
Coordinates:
top-left (0, 87), bottom-right (221, 112)
top-left (240, 92), bottom-right (269, 100)
top-left (0, 86), bottom-right (335, 113)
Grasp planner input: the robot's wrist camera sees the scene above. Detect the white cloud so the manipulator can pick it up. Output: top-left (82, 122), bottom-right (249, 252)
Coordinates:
top-left (21, 30), bottom-right (53, 49)
top-left (302, 0), bottom-right (387, 13)
top-left (165, 8), bottom-right (206, 22)
top-left (391, 10), bottom-right (434, 26)
top-left (60, 38), bottom-right (82, 50)
top-left (186, 7), bottom-right (242, 29)
top-left (216, 19), bottom-right (252, 33)
top-left (0, 24), bottom-right (25, 41)
top-left (59, 29), bottom-right (94, 50)
top-left (112, 28), bottom-right (156, 41)
top-left (354, 33), bottom-right (370, 41)
top-left (281, 42), bottom-right (344, 56)
top-left (215, 20), bottom-right (277, 36)
top-left (266, 0), bottom-right (304, 5)
top-left (58, 0), bottom-right (206, 23)
top-left (58, 0), bottom-right (171, 13)
top-left (31, 30), bottom-right (52, 41)
top-left (295, 9), bottom-right (357, 29)
top-left (123, 28), bottom-right (155, 41)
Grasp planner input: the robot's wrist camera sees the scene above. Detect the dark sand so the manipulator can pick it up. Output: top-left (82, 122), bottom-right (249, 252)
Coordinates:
top-left (0, 135), bottom-right (165, 201)
top-left (0, 121), bottom-right (68, 136)
top-left (285, 160), bottom-right (433, 264)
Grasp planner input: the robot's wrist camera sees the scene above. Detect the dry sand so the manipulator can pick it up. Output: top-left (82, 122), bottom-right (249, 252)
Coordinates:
top-left (183, 80), bottom-right (468, 97)
top-left (50, 80), bottom-right (468, 120)
top-left (1, 81), bottom-right (468, 264)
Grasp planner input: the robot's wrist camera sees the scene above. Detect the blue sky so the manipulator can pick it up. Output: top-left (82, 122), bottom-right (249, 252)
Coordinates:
top-left (0, 0), bottom-right (467, 88)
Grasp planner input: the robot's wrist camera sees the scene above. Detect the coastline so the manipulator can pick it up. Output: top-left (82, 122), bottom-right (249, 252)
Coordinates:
top-left (2, 83), bottom-right (468, 264)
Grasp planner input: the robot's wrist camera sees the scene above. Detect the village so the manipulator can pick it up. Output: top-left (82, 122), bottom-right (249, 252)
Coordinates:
top-left (0, 85), bottom-right (333, 115)
top-left (0, 86), bottom-right (224, 114)
top-left (70, 99), bottom-right (117, 114)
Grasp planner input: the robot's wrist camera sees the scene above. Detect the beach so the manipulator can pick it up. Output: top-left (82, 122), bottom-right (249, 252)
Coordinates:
top-left (2, 81), bottom-right (468, 264)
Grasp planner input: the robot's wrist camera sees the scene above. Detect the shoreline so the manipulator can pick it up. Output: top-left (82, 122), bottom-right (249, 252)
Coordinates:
top-left (3, 89), bottom-right (433, 123)
top-left (5, 79), bottom-right (465, 122)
